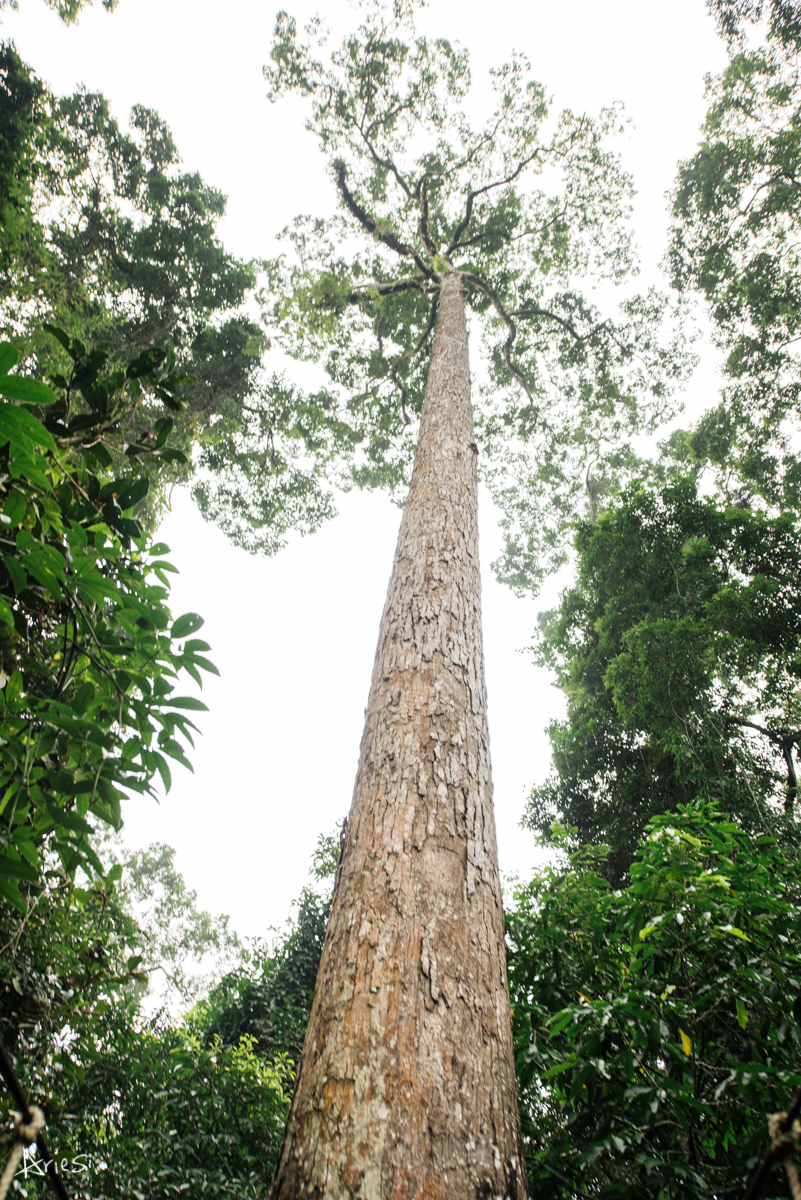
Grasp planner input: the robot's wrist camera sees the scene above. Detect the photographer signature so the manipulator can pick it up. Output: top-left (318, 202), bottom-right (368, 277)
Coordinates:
top-left (14, 1152), bottom-right (90, 1179)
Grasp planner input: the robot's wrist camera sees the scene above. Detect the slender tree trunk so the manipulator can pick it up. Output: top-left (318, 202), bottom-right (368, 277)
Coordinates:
top-left (270, 272), bottom-right (527, 1200)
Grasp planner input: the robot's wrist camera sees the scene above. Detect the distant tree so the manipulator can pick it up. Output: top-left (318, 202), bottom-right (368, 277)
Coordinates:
top-left (0, 838), bottom-right (292, 1198)
top-left (202, 884), bottom-right (331, 1066)
top-left (667, 0), bottom-right (801, 510)
top-left (528, 479), bottom-right (801, 881)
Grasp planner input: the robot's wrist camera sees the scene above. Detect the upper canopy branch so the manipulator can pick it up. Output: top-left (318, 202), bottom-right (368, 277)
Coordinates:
top-left (510, 306), bottom-right (611, 344)
top-left (418, 175), bottom-right (439, 261)
top-left (463, 270), bottom-right (616, 405)
top-left (334, 160), bottom-right (436, 279)
top-left (447, 147), bottom-right (547, 258)
top-left (353, 111), bottom-right (414, 199)
top-left (461, 270), bottom-right (536, 403)
top-left (390, 290), bottom-right (439, 424)
top-left (344, 277), bottom-right (433, 304)
top-left (725, 715), bottom-right (801, 747)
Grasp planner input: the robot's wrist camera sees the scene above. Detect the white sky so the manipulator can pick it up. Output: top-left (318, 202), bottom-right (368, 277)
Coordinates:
top-left (3, 0), bottom-right (728, 939)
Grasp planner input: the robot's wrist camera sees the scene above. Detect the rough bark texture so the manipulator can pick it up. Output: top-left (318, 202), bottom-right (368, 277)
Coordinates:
top-left (270, 273), bottom-right (527, 1200)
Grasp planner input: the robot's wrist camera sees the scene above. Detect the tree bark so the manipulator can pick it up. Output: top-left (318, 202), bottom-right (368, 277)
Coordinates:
top-left (270, 272), bottom-right (527, 1200)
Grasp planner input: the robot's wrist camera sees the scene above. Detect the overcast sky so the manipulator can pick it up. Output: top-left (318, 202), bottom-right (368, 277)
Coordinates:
top-left (3, 0), bottom-right (728, 939)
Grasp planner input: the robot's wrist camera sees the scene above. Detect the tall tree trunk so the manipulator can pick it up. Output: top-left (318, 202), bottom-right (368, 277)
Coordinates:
top-left (271, 272), bottom-right (527, 1200)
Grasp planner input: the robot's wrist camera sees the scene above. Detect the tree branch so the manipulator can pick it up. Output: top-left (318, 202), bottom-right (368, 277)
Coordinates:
top-left (460, 270), bottom-right (535, 403)
top-left (344, 277), bottom-right (432, 304)
top-left (723, 715), bottom-right (801, 746)
top-left (446, 146), bottom-right (547, 257)
top-left (418, 175), bottom-right (438, 260)
top-left (510, 306), bottom-right (610, 343)
top-left (334, 161), bottom-right (435, 280)
top-left (354, 114), bottom-right (414, 199)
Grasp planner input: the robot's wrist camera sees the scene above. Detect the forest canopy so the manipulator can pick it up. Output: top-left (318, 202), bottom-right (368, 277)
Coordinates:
top-left (0, 0), bottom-right (799, 1196)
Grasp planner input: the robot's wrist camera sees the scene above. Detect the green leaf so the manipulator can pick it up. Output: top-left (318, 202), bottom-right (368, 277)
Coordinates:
top-left (0, 875), bottom-right (24, 911)
top-left (162, 696), bottom-right (209, 712)
top-left (186, 654), bottom-right (219, 677)
top-left (2, 490), bottom-right (28, 528)
top-left (0, 401), bottom-right (56, 451)
top-left (736, 998), bottom-right (749, 1029)
top-left (0, 376), bottom-right (60, 406)
top-left (0, 343), bottom-right (19, 376)
top-left (720, 924), bottom-right (751, 941)
top-left (172, 613), bottom-right (205, 639)
top-left (42, 323), bottom-right (72, 353)
top-left (0, 852), bottom-right (40, 883)
top-left (4, 670), bottom-right (22, 703)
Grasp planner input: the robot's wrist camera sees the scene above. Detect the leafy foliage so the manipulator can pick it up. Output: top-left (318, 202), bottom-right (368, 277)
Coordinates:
top-left (262, 1), bottom-right (691, 591)
top-left (0, 44), bottom-right (46, 286)
top-left (0, 48), bottom-right (329, 548)
top-left (0, 334), bottom-right (218, 907)
top-left (706, 0), bottom-right (801, 49)
top-left (0, 839), bottom-right (292, 1198)
top-left (0, 0), bottom-right (118, 22)
top-left (529, 480), bottom-right (801, 882)
top-left (199, 886), bottom-right (330, 1065)
top-left (53, 1017), bottom-right (290, 1199)
top-left (508, 804), bottom-right (801, 1199)
top-left (0, 63), bottom-right (258, 405)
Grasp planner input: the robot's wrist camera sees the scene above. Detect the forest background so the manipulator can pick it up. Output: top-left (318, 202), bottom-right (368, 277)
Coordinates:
top-left (2, 0), bottom-right (800, 1196)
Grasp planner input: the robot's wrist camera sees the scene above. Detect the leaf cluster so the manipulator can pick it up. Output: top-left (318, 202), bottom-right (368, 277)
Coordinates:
top-left (508, 802), bottom-right (801, 1198)
top-left (0, 332), bottom-right (217, 909)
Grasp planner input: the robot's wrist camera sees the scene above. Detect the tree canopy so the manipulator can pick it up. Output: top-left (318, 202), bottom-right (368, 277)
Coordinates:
top-left (0, 46), bottom-right (341, 553)
top-left (667, 0), bottom-right (801, 510)
top-left (529, 480), bottom-right (801, 881)
top-left (0, 0), bottom-right (117, 23)
top-left (261, 0), bottom-right (691, 590)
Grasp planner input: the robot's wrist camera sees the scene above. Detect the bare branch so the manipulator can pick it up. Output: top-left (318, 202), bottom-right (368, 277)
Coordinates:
top-left (418, 175), bottom-right (438, 260)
